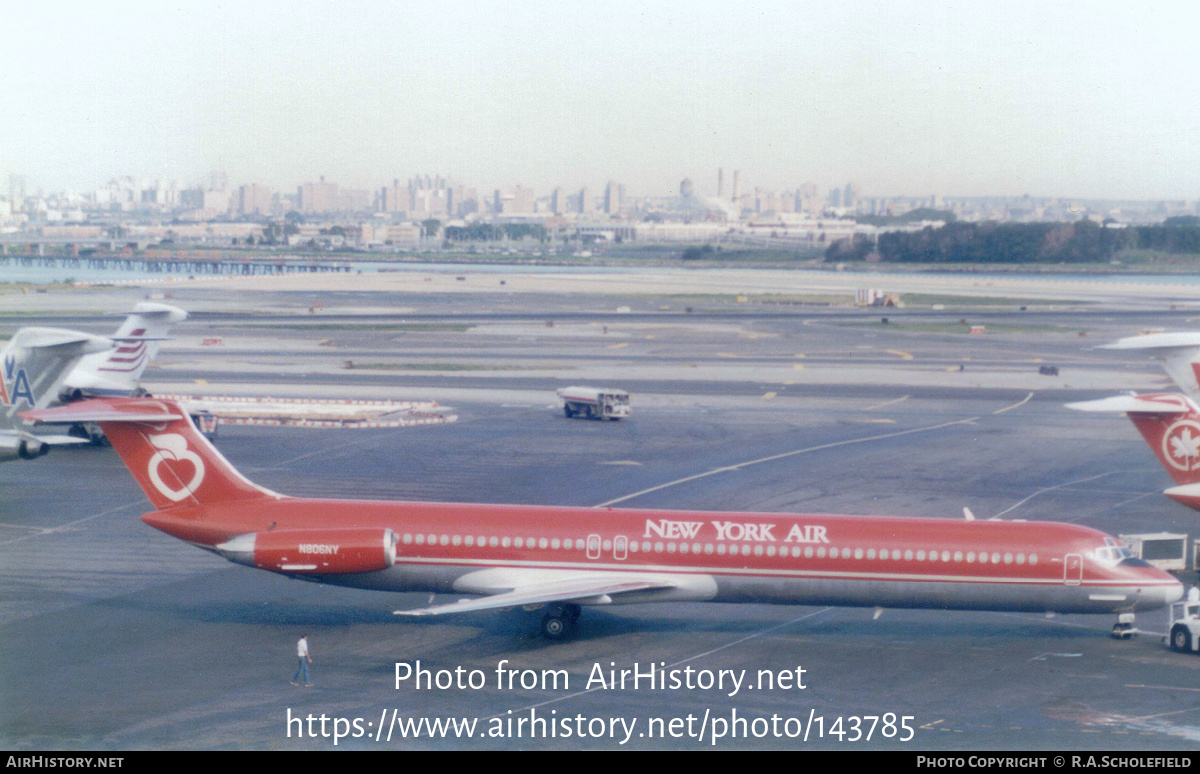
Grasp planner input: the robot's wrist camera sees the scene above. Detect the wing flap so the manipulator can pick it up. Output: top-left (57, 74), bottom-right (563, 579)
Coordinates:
top-left (394, 576), bottom-right (676, 617)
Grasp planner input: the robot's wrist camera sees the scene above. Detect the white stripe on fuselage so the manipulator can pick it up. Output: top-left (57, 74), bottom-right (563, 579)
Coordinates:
top-left (384, 555), bottom-right (1173, 588)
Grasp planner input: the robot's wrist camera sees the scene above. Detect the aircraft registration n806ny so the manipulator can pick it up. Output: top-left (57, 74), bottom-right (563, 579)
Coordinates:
top-left (25, 398), bottom-right (1184, 639)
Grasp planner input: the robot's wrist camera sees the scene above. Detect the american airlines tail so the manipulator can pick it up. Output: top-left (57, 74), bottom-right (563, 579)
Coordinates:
top-left (0, 328), bottom-right (113, 461)
top-left (1099, 332), bottom-right (1200, 401)
top-left (22, 397), bottom-right (279, 508)
top-left (65, 302), bottom-right (188, 397)
top-left (1067, 392), bottom-right (1200, 510)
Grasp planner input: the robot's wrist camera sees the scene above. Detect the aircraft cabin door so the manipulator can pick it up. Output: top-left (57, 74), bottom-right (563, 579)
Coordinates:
top-left (1063, 553), bottom-right (1083, 585)
top-left (614, 535), bottom-right (628, 561)
top-left (587, 534), bottom-right (601, 560)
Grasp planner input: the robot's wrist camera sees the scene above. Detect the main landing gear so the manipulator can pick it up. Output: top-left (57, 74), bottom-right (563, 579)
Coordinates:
top-left (540, 603), bottom-right (581, 640)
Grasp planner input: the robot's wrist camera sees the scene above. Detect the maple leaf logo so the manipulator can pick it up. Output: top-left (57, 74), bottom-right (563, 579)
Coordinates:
top-left (1163, 421), bottom-right (1200, 472)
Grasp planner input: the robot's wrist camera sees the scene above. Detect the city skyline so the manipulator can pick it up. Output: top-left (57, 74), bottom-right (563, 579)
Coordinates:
top-left (4, 2), bottom-right (1200, 201)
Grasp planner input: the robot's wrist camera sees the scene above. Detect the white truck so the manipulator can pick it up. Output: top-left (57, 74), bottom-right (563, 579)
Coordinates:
top-left (557, 386), bottom-right (631, 421)
top-left (1167, 587), bottom-right (1200, 653)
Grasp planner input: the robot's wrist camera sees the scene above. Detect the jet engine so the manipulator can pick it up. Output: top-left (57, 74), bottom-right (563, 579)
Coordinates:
top-left (215, 528), bottom-right (398, 574)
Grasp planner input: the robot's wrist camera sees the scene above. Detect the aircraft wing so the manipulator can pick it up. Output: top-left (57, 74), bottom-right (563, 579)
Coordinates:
top-left (394, 574), bottom-right (678, 617)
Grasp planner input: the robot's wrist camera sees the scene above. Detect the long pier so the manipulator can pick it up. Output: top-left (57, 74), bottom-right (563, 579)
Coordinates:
top-left (0, 249), bottom-right (353, 275)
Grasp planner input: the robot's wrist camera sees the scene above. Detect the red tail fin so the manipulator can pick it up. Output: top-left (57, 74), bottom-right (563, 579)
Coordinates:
top-left (1129, 407), bottom-right (1200, 485)
top-left (22, 398), bottom-right (280, 509)
top-left (1067, 393), bottom-right (1200, 485)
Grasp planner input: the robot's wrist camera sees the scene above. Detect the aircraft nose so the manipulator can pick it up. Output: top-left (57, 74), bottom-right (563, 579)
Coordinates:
top-left (1164, 579), bottom-right (1185, 604)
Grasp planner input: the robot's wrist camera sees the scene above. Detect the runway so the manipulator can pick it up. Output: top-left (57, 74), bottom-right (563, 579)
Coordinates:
top-left (2, 281), bottom-right (1200, 750)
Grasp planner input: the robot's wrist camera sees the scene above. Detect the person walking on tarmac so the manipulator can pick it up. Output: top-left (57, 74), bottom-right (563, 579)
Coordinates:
top-left (291, 634), bottom-right (313, 687)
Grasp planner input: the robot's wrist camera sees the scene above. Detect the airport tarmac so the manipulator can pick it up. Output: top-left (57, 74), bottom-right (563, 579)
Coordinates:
top-left (3, 276), bottom-right (1200, 750)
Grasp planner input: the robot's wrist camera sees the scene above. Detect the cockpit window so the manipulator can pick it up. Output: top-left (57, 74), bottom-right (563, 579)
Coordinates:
top-left (1092, 540), bottom-right (1134, 566)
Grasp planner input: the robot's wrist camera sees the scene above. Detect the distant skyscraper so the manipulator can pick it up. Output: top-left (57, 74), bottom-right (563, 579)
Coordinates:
top-left (717, 168), bottom-right (724, 198)
top-left (843, 182), bottom-right (859, 210)
top-left (679, 178), bottom-right (694, 198)
top-left (298, 176), bottom-right (338, 214)
top-left (511, 185), bottom-right (535, 213)
top-left (551, 187), bottom-right (563, 215)
top-left (604, 181), bottom-right (622, 214)
top-left (237, 184), bottom-right (272, 216)
top-left (578, 186), bottom-right (591, 214)
top-left (8, 175), bottom-right (26, 211)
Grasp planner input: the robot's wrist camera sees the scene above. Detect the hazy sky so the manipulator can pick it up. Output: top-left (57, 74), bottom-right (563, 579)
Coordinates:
top-left (4, 1), bottom-right (1199, 200)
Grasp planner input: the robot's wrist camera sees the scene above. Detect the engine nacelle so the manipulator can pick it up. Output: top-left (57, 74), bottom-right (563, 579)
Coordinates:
top-left (17, 438), bottom-right (49, 460)
top-left (216, 528), bottom-right (398, 575)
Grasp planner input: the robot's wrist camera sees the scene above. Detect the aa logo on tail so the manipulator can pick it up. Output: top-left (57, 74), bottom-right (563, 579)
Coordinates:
top-left (1, 356), bottom-right (34, 407)
top-left (1163, 419), bottom-right (1200, 472)
top-left (147, 433), bottom-right (206, 501)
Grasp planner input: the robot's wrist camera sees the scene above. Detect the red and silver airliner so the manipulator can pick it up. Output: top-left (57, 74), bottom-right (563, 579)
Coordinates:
top-left (25, 397), bottom-right (1184, 638)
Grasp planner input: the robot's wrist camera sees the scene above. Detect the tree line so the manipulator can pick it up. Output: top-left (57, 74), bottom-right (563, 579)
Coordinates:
top-left (443, 222), bottom-right (547, 242)
top-left (826, 218), bottom-right (1200, 263)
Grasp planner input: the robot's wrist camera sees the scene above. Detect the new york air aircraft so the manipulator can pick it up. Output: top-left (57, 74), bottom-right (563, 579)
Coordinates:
top-left (1068, 392), bottom-right (1200, 514)
top-left (24, 397), bottom-right (1185, 639)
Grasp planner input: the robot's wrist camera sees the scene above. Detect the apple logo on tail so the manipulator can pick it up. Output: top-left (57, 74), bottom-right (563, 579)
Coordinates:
top-left (146, 433), bottom-right (206, 501)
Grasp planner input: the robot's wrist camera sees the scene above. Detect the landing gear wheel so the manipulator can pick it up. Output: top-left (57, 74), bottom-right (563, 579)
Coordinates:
top-left (540, 604), bottom-right (579, 639)
top-left (541, 613), bottom-right (569, 639)
top-left (1171, 625), bottom-right (1192, 652)
top-left (564, 405), bottom-right (574, 418)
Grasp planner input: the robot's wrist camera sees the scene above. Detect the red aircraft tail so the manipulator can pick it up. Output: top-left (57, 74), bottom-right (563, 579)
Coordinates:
top-left (21, 398), bottom-right (280, 509)
top-left (1068, 393), bottom-right (1200, 486)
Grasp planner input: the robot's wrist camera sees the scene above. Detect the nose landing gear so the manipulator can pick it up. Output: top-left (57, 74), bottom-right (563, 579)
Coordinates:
top-left (1111, 613), bottom-right (1136, 639)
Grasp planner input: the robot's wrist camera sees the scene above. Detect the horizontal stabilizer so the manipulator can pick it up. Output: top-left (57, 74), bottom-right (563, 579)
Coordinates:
top-left (113, 303), bottom-right (188, 322)
top-left (7, 327), bottom-right (112, 353)
top-left (394, 576), bottom-right (674, 617)
top-left (1164, 482), bottom-right (1200, 501)
top-left (1065, 394), bottom-right (1199, 415)
top-left (19, 430), bottom-right (88, 447)
top-left (1100, 332), bottom-right (1200, 352)
top-left (21, 397), bottom-right (185, 425)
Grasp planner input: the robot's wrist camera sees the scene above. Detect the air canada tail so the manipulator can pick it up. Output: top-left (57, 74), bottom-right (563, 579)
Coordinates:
top-left (21, 397), bottom-right (280, 509)
top-left (1067, 393), bottom-right (1200, 485)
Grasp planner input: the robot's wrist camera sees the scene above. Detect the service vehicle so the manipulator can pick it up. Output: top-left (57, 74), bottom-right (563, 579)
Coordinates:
top-left (1167, 587), bottom-right (1200, 653)
top-left (556, 386), bottom-right (631, 420)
